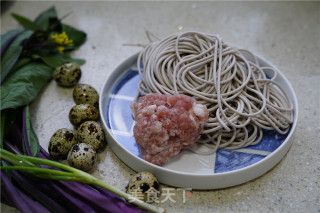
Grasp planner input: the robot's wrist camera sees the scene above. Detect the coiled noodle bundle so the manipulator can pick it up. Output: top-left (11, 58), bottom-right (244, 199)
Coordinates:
top-left (137, 32), bottom-right (294, 153)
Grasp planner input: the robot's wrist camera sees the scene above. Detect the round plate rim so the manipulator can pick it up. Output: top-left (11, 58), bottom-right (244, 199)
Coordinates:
top-left (99, 52), bottom-right (298, 189)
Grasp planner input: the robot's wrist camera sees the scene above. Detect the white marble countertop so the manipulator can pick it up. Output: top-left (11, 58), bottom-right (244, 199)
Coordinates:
top-left (1, 1), bottom-right (319, 212)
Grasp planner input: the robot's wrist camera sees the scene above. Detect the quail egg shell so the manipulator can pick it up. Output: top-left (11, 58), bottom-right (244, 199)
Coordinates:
top-left (69, 104), bottom-right (99, 126)
top-left (48, 128), bottom-right (77, 159)
top-left (73, 84), bottom-right (99, 109)
top-left (53, 62), bottom-right (81, 87)
top-left (67, 143), bottom-right (97, 172)
top-left (77, 121), bottom-right (106, 152)
top-left (126, 171), bottom-right (160, 202)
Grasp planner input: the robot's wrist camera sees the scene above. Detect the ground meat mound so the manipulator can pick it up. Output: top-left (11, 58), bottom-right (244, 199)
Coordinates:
top-left (131, 93), bottom-right (209, 166)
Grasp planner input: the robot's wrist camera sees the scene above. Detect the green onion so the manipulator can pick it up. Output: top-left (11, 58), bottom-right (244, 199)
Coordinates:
top-left (0, 148), bottom-right (165, 213)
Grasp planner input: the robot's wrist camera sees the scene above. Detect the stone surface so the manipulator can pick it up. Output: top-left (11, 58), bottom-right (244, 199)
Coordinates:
top-left (1, 1), bottom-right (319, 213)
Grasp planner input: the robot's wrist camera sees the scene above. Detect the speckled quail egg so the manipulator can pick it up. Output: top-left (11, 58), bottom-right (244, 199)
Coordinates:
top-left (73, 84), bottom-right (99, 109)
top-left (67, 143), bottom-right (97, 172)
top-left (77, 121), bottom-right (106, 152)
top-left (53, 62), bottom-right (81, 87)
top-left (69, 104), bottom-right (99, 126)
top-left (48, 128), bottom-right (77, 159)
top-left (126, 171), bottom-right (160, 202)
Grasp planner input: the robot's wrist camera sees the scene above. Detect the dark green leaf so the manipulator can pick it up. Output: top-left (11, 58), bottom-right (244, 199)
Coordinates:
top-left (11, 13), bottom-right (39, 30)
top-left (0, 29), bottom-right (23, 49)
top-left (29, 123), bottom-right (40, 156)
top-left (0, 111), bottom-right (7, 148)
top-left (0, 108), bottom-right (20, 148)
top-left (1, 30), bottom-right (34, 84)
top-left (41, 54), bottom-right (85, 68)
top-left (31, 54), bottom-right (41, 60)
top-left (9, 58), bottom-right (32, 74)
top-left (1, 62), bottom-right (53, 110)
top-left (48, 17), bottom-right (63, 32)
top-left (1, 47), bottom-right (22, 83)
top-left (34, 6), bottom-right (57, 31)
top-left (24, 105), bottom-right (40, 156)
top-left (62, 24), bottom-right (87, 49)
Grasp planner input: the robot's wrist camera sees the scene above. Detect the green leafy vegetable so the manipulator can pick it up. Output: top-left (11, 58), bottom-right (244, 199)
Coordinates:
top-left (11, 13), bottom-right (39, 30)
top-left (0, 6), bottom-right (156, 213)
top-left (1, 30), bottom-right (33, 83)
top-left (9, 57), bottom-right (32, 71)
top-left (0, 5), bottom-right (88, 157)
top-left (23, 106), bottom-right (39, 156)
top-left (62, 24), bottom-right (86, 48)
top-left (1, 62), bottom-right (53, 110)
top-left (0, 29), bottom-right (23, 48)
top-left (0, 149), bottom-right (165, 213)
top-left (1, 5), bottom-right (87, 151)
top-left (41, 53), bottom-right (85, 68)
top-left (33, 6), bottom-right (58, 30)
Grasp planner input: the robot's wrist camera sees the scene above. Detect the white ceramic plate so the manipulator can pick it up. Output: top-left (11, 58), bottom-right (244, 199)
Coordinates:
top-left (99, 52), bottom-right (298, 190)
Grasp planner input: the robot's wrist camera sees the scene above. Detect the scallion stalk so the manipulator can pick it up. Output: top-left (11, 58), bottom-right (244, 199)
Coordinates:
top-left (0, 148), bottom-right (165, 213)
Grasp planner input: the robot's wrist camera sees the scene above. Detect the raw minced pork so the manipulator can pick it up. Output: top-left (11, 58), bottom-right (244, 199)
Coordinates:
top-left (131, 93), bottom-right (209, 166)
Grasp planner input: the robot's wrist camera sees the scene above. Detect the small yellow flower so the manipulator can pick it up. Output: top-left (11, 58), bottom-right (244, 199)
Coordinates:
top-left (56, 46), bottom-right (65, 54)
top-left (51, 32), bottom-right (73, 53)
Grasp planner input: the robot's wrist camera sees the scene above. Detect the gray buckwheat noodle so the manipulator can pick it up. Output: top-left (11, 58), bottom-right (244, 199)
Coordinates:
top-left (136, 32), bottom-right (294, 154)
